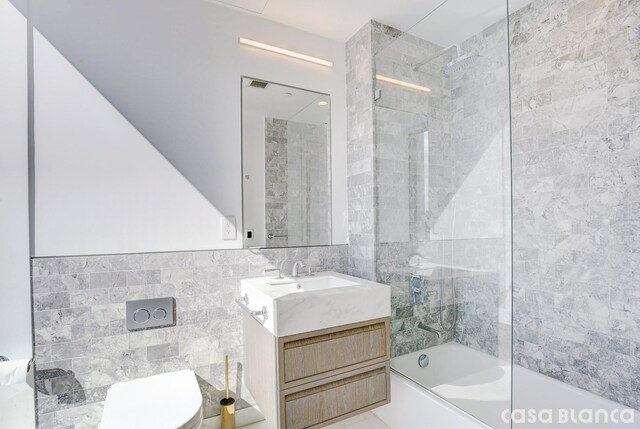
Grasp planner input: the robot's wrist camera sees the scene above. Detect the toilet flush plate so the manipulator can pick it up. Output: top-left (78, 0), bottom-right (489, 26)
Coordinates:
top-left (126, 297), bottom-right (175, 331)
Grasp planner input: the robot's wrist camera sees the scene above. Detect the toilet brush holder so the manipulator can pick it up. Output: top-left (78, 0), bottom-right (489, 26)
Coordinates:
top-left (220, 397), bottom-right (236, 429)
top-left (220, 354), bottom-right (235, 429)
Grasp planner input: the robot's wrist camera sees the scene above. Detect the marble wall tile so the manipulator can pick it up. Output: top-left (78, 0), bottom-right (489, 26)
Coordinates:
top-left (32, 245), bottom-right (347, 429)
top-left (510, 0), bottom-right (640, 409)
top-left (346, 22), bottom-right (377, 281)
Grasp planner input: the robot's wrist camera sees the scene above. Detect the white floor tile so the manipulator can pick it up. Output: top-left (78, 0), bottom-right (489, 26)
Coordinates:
top-left (239, 411), bottom-right (391, 429)
top-left (326, 412), bottom-right (391, 429)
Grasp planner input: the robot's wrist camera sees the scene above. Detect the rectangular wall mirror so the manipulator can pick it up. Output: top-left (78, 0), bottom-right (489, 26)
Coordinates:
top-left (242, 77), bottom-right (332, 248)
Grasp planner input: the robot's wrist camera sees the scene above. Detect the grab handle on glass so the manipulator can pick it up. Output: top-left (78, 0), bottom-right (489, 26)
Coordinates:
top-left (267, 233), bottom-right (288, 239)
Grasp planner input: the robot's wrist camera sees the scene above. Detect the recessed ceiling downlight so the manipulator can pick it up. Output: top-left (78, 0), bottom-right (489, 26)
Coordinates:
top-left (318, 101), bottom-right (328, 106)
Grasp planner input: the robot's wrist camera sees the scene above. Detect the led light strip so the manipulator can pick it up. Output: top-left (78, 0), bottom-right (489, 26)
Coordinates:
top-left (375, 74), bottom-right (431, 92)
top-left (239, 37), bottom-right (333, 68)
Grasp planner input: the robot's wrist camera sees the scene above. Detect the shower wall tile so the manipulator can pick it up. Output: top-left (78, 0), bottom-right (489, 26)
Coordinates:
top-left (511, 0), bottom-right (640, 410)
top-left (346, 22), bottom-right (377, 280)
top-left (32, 245), bottom-right (348, 429)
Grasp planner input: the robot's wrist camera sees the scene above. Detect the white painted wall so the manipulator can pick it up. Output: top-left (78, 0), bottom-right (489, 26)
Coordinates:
top-left (0, 0), bottom-right (31, 360)
top-left (32, 0), bottom-right (348, 256)
top-left (34, 32), bottom-right (233, 256)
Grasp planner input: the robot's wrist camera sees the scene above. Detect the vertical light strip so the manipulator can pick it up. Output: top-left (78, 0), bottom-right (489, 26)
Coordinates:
top-left (239, 37), bottom-right (333, 68)
top-left (376, 74), bottom-right (431, 92)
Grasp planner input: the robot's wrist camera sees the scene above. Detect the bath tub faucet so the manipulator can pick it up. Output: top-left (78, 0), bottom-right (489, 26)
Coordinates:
top-left (416, 320), bottom-right (442, 339)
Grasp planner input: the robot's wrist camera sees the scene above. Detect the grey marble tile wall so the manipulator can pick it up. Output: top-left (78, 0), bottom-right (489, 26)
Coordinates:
top-left (286, 121), bottom-right (331, 246)
top-left (379, 241), bottom-right (507, 358)
top-left (510, 0), bottom-right (640, 409)
top-left (346, 22), bottom-right (377, 280)
top-left (32, 246), bottom-right (348, 429)
top-left (264, 118), bottom-right (289, 247)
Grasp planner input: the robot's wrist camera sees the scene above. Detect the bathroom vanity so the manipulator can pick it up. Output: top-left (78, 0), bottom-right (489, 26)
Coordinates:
top-left (239, 272), bottom-right (391, 429)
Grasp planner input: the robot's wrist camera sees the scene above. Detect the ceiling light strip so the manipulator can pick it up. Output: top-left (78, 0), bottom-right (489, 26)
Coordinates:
top-left (375, 74), bottom-right (431, 92)
top-left (239, 37), bottom-right (333, 68)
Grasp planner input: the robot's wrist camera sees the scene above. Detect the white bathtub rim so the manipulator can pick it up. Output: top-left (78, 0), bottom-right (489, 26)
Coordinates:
top-left (393, 368), bottom-right (493, 428)
top-left (382, 342), bottom-right (639, 429)
top-left (513, 365), bottom-right (640, 417)
top-left (374, 368), bottom-right (492, 429)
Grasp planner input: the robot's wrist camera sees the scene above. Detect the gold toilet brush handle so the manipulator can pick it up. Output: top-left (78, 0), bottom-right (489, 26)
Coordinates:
top-left (220, 355), bottom-right (236, 429)
top-left (225, 354), bottom-right (229, 399)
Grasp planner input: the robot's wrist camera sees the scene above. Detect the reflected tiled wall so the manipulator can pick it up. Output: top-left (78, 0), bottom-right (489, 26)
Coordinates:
top-left (32, 246), bottom-right (348, 429)
top-left (287, 121), bottom-right (331, 246)
top-left (265, 118), bottom-right (289, 247)
top-left (511, 0), bottom-right (640, 409)
top-left (265, 119), bottom-right (331, 247)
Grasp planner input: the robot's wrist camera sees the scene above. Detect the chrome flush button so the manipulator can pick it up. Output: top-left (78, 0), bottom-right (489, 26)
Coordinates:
top-left (133, 308), bottom-right (150, 323)
top-left (126, 297), bottom-right (175, 331)
top-left (152, 308), bottom-right (167, 320)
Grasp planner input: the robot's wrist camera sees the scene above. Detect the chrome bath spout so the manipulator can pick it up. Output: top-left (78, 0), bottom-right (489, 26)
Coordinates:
top-left (416, 320), bottom-right (442, 339)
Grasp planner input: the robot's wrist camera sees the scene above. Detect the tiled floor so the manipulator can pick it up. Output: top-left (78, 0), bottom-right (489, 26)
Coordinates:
top-left (242, 412), bottom-right (391, 429)
top-left (324, 412), bottom-right (391, 429)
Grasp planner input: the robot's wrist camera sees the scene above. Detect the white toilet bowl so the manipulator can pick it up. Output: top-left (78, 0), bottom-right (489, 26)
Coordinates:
top-left (101, 370), bottom-right (203, 429)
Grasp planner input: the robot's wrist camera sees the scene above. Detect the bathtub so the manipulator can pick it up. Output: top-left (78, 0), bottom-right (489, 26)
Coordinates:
top-left (372, 343), bottom-right (639, 429)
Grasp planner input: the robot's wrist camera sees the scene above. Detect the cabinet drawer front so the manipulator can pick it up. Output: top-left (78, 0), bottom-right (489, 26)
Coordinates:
top-left (282, 364), bottom-right (389, 429)
top-left (280, 319), bottom-right (389, 386)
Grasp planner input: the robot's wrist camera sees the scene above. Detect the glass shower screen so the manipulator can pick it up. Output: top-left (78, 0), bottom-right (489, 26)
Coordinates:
top-left (370, 1), bottom-right (513, 427)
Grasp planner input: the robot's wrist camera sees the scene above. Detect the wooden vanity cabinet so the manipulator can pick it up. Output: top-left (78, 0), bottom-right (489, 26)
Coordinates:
top-left (243, 316), bottom-right (391, 429)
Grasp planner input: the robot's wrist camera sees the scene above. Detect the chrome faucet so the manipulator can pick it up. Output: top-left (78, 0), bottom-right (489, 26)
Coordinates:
top-left (416, 320), bottom-right (442, 339)
top-left (292, 261), bottom-right (305, 277)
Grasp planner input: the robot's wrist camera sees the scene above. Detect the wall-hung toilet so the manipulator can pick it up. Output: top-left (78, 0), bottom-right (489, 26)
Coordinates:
top-left (101, 370), bottom-right (203, 429)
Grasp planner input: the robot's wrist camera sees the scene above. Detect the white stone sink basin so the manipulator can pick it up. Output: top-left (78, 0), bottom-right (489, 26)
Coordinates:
top-left (239, 271), bottom-right (390, 337)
